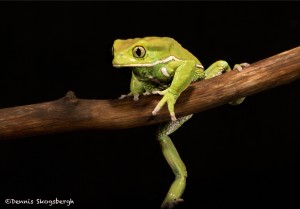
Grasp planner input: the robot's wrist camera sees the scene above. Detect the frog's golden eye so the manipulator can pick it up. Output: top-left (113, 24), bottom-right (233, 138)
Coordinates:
top-left (132, 46), bottom-right (146, 58)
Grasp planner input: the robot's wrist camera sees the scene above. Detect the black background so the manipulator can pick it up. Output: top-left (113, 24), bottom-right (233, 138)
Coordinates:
top-left (0, 1), bottom-right (300, 209)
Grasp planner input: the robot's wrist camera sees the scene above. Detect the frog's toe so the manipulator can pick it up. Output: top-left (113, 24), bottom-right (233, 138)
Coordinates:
top-left (143, 92), bottom-right (151, 96)
top-left (152, 89), bottom-right (167, 95)
top-left (152, 106), bottom-right (160, 116)
top-left (233, 62), bottom-right (250, 72)
top-left (240, 62), bottom-right (250, 67)
top-left (133, 94), bottom-right (139, 101)
top-left (161, 198), bottom-right (184, 209)
top-left (118, 94), bottom-right (128, 99)
top-left (119, 92), bottom-right (137, 100)
top-left (170, 113), bottom-right (177, 121)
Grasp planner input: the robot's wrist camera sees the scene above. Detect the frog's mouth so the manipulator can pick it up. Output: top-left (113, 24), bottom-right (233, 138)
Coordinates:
top-left (113, 55), bottom-right (204, 69)
top-left (113, 56), bottom-right (181, 68)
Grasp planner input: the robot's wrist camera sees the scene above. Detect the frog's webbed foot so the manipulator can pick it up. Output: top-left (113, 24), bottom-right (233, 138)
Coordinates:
top-left (161, 198), bottom-right (184, 209)
top-left (151, 89), bottom-right (178, 121)
top-left (118, 93), bottom-right (139, 101)
top-left (233, 62), bottom-right (250, 72)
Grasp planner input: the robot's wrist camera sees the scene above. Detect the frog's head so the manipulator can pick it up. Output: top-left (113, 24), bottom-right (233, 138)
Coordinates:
top-left (112, 37), bottom-right (176, 68)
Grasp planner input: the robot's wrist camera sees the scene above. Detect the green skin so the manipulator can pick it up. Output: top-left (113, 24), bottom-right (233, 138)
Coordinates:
top-left (112, 37), bottom-right (247, 209)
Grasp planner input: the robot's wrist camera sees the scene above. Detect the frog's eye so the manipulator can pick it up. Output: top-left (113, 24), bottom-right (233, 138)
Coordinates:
top-left (132, 46), bottom-right (146, 58)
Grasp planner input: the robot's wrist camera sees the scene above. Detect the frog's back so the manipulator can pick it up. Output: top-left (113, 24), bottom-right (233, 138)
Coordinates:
top-left (164, 37), bottom-right (201, 64)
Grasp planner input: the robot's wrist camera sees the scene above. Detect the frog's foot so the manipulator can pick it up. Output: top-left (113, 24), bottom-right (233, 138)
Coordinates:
top-left (118, 93), bottom-right (139, 101)
top-left (143, 91), bottom-right (151, 96)
top-left (161, 198), bottom-right (184, 209)
top-left (152, 105), bottom-right (177, 121)
top-left (152, 89), bottom-right (178, 121)
top-left (233, 62), bottom-right (250, 72)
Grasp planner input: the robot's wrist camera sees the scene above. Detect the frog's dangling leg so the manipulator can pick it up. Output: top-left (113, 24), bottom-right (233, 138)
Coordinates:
top-left (204, 60), bottom-right (249, 105)
top-left (157, 115), bottom-right (192, 209)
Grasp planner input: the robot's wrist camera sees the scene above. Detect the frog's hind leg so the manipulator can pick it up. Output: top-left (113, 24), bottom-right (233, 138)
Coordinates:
top-left (205, 60), bottom-right (246, 105)
top-left (157, 115), bottom-right (192, 209)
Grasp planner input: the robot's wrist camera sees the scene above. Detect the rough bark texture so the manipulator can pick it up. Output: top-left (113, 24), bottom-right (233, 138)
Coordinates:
top-left (1, 46), bottom-right (300, 140)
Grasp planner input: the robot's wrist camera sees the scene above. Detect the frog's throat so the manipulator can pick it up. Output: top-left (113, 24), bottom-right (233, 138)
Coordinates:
top-left (113, 55), bottom-right (204, 69)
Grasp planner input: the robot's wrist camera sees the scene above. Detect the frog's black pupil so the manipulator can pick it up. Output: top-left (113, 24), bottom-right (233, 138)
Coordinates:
top-left (136, 48), bottom-right (142, 57)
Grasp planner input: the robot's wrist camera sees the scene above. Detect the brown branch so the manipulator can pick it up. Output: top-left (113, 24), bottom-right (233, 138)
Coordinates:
top-left (1, 46), bottom-right (300, 140)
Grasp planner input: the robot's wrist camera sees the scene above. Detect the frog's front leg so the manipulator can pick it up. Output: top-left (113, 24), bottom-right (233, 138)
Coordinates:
top-left (157, 115), bottom-right (192, 209)
top-left (205, 60), bottom-right (249, 105)
top-left (152, 60), bottom-right (197, 121)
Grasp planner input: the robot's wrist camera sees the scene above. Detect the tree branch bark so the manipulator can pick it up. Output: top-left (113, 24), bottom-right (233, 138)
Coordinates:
top-left (1, 46), bottom-right (300, 140)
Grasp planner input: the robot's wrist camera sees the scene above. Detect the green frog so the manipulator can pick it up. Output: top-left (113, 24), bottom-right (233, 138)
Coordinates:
top-left (112, 37), bottom-right (248, 208)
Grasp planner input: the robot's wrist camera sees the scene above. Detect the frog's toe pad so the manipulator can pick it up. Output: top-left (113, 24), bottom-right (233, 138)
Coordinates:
top-left (234, 62), bottom-right (250, 71)
top-left (161, 198), bottom-right (184, 209)
top-left (152, 107), bottom-right (159, 116)
top-left (143, 92), bottom-right (151, 96)
top-left (119, 95), bottom-right (128, 99)
top-left (170, 113), bottom-right (177, 121)
top-left (133, 94), bottom-right (139, 101)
